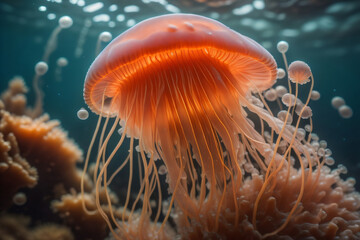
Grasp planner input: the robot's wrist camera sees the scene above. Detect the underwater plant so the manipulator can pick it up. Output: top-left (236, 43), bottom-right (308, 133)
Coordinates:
top-left (81, 13), bottom-right (360, 239)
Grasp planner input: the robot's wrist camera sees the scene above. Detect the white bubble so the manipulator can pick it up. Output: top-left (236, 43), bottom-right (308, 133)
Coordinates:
top-left (126, 19), bottom-right (136, 27)
top-left (331, 96), bottom-right (345, 109)
top-left (77, 107), bottom-right (89, 120)
top-left (277, 68), bottom-right (286, 79)
top-left (277, 110), bottom-right (292, 124)
top-left (233, 4), bottom-right (253, 16)
top-left (311, 90), bottom-right (320, 101)
top-left (13, 192), bottom-right (27, 206)
top-left (83, 2), bottom-right (104, 13)
top-left (339, 105), bottom-right (353, 119)
top-left (275, 85), bottom-right (288, 97)
top-left (325, 157), bottom-right (335, 166)
top-left (281, 93), bottom-right (296, 107)
top-left (35, 61), bottom-right (48, 76)
top-left (277, 41), bottom-right (289, 53)
top-left (158, 165), bottom-right (167, 175)
top-left (39, 6), bottom-right (47, 12)
top-left (59, 16), bottom-right (73, 29)
top-left (99, 31), bottom-right (112, 42)
top-left (124, 5), bottom-right (140, 13)
top-left (57, 57), bottom-right (68, 67)
top-left (264, 88), bottom-right (277, 101)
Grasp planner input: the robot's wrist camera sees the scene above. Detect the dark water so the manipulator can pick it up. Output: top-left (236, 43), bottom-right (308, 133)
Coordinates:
top-left (0, 0), bottom-right (359, 234)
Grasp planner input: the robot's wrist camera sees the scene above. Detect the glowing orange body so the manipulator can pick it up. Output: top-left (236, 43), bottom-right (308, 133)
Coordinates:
top-left (84, 13), bottom-right (277, 222)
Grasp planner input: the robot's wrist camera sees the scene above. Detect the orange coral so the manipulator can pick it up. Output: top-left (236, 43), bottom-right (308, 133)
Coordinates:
top-left (0, 76), bottom-right (28, 116)
top-left (0, 111), bottom-right (87, 193)
top-left (52, 190), bottom-right (120, 240)
top-left (0, 214), bottom-right (74, 240)
top-left (173, 166), bottom-right (360, 239)
top-left (0, 131), bottom-right (37, 210)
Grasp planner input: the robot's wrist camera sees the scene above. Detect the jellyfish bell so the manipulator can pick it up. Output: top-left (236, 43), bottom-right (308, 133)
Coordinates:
top-left (288, 60), bottom-right (312, 85)
top-left (83, 13), bottom-right (278, 237)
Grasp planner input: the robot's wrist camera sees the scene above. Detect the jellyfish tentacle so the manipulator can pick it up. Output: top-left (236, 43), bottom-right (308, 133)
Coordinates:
top-left (81, 93), bottom-right (105, 215)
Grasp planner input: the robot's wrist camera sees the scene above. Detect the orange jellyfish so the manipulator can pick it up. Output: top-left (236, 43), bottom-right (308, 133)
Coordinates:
top-left (80, 14), bottom-right (329, 239)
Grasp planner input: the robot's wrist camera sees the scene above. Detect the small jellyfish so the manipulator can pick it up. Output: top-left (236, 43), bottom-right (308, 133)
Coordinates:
top-left (319, 140), bottom-right (327, 148)
top-left (96, 31), bottom-right (113, 55)
top-left (276, 68), bottom-right (286, 79)
top-left (296, 128), bottom-right (306, 141)
top-left (310, 90), bottom-right (320, 101)
top-left (77, 107), bottom-right (89, 120)
top-left (13, 192), bottom-right (27, 206)
top-left (288, 61), bottom-right (312, 85)
top-left (331, 96), bottom-right (345, 109)
top-left (281, 93), bottom-right (296, 107)
top-left (295, 104), bottom-right (312, 119)
top-left (325, 157), bottom-right (335, 166)
top-left (275, 85), bottom-right (288, 97)
top-left (277, 110), bottom-right (292, 124)
top-left (338, 105), bottom-right (353, 119)
top-left (264, 88), bottom-right (277, 101)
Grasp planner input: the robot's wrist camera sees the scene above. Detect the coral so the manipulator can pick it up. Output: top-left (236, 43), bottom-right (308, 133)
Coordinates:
top-left (173, 166), bottom-right (360, 239)
top-left (0, 76), bottom-right (28, 116)
top-left (31, 224), bottom-right (74, 240)
top-left (52, 191), bottom-right (119, 240)
top-left (107, 215), bottom-right (176, 240)
top-left (0, 214), bottom-right (74, 240)
top-left (0, 131), bottom-right (38, 210)
top-left (0, 110), bottom-right (89, 195)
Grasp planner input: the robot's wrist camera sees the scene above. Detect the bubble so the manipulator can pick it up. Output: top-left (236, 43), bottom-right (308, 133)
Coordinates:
top-left (99, 31), bottom-right (112, 42)
top-left (57, 57), bottom-right (68, 67)
top-left (331, 96), bottom-right (345, 109)
top-left (277, 68), bottom-right (286, 79)
top-left (13, 192), bottom-right (27, 206)
top-left (304, 124), bottom-right (311, 132)
top-left (311, 90), bottom-right (320, 101)
top-left (319, 140), bottom-right (327, 148)
top-left (338, 105), bottom-right (353, 119)
top-left (158, 165), bottom-right (168, 175)
top-left (300, 106), bottom-right (313, 119)
top-left (277, 110), bottom-right (292, 124)
top-left (264, 88), bottom-right (277, 101)
top-left (77, 107), bottom-right (89, 120)
top-left (59, 16), bottom-right (73, 29)
top-left (35, 61), bottom-right (48, 76)
top-left (277, 41), bottom-right (289, 53)
top-left (281, 93), bottom-right (296, 107)
top-left (296, 128), bottom-right (306, 141)
top-left (275, 85), bottom-right (288, 97)
top-left (325, 157), bottom-right (335, 166)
